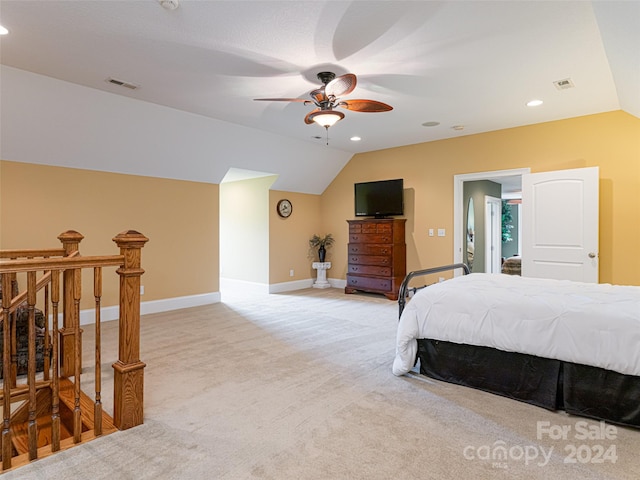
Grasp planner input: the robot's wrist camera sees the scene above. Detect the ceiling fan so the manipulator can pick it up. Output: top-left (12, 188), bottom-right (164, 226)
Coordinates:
top-left (254, 72), bottom-right (393, 131)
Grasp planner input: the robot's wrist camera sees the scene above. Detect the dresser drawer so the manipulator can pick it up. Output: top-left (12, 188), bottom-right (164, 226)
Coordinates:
top-left (348, 264), bottom-right (392, 276)
top-left (349, 233), bottom-right (392, 244)
top-left (348, 255), bottom-right (391, 266)
top-left (346, 275), bottom-right (392, 292)
top-left (348, 244), bottom-right (391, 255)
top-left (349, 223), bottom-right (392, 234)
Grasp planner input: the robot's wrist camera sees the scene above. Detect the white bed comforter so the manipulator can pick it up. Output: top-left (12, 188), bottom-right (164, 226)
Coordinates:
top-left (393, 273), bottom-right (640, 377)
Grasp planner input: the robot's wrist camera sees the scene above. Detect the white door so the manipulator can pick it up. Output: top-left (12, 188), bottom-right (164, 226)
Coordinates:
top-left (485, 195), bottom-right (502, 273)
top-left (521, 167), bottom-right (599, 282)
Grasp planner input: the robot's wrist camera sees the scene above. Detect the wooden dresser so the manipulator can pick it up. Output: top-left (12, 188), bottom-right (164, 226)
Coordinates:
top-left (345, 218), bottom-right (406, 300)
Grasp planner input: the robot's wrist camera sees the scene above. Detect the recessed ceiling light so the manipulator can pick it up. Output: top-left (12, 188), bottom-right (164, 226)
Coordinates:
top-left (422, 121), bottom-right (440, 127)
top-left (158, 0), bottom-right (180, 10)
top-left (350, 136), bottom-right (361, 142)
top-left (0, 25), bottom-right (9, 35)
top-left (526, 99), bottom-right (543, 107)
top-left (452, 125), bottom-right (464, 131)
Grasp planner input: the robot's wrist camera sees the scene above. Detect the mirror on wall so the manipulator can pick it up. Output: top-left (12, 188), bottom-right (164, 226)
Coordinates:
top-left (466, 197), bottom-right (474, 271)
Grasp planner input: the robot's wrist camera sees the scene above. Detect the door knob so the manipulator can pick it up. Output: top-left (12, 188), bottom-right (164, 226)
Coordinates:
top-left (588, 252), bottom-right (597, 258)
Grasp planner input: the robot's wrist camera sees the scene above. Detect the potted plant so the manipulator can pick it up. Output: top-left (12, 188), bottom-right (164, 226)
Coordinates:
top-left (309, 233), bottom-right (334, 262)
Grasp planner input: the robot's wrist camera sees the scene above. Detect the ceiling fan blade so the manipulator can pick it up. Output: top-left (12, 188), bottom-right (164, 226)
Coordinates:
top-left (304, 108), bottom-right (320, 124)
top-left (325, 73), bottom-right (357, 98)
top-left (339, 99), bottom-right (393, 112)
top-left (254, 98), bottom-right (307, 102)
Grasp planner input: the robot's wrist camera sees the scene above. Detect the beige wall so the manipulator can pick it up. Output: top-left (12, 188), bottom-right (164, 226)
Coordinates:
top-left (220, 176), bottom-right (275, 283)
top-left (220, 180), bottom-right (323, 286)
top-left (269, 190), bottom-right (322, 284)
top-left (3, 110), bottom-right (639, 308)
top-left (320, 111), bottom-right (640, 286)
top-left (0, 161), bottom-right (219, 307)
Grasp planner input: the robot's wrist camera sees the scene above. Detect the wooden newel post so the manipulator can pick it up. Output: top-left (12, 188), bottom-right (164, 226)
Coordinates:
top-left (112, 230), bottom-right (148, 430)
top-left (58, 230), bottom-right (84, 378)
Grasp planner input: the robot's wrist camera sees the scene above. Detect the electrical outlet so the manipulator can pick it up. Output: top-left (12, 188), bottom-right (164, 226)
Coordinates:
top-left (140, 285), bottom-right (145, 295)
top-left (289, 269), bottom-right (294, 277)
top-left (437, 228), bottom-right (446, 237)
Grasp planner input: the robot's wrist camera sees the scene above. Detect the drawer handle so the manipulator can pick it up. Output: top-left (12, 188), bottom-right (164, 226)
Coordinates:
top-left (352, 267), bottom-right (359, 272)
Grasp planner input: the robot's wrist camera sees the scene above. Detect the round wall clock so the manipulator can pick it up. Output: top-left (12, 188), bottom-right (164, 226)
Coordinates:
top-left (277, 199), bottom-right (293, 218)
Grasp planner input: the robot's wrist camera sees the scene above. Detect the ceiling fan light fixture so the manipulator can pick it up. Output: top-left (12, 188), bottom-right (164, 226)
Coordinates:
top-left (309, 110), bottom-right (344, 128)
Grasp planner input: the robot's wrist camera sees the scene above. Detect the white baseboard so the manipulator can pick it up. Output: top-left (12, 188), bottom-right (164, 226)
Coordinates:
top-left (271, 277), bottom-right (345, 292)
top-left (74, 277), bottom-right (347, 326)
top-left (220, 277), bottom-right (271, 294)
top-left (220, 276), bottom-right (343, 294)
top-left (269, 278), bottom-right (314, 293)
top-left (78, 292), bottom-right (220, 326)
top-left (221, 277), bottom-right (317, 294)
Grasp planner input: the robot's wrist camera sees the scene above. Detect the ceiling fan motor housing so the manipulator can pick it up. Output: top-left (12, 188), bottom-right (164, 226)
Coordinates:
top-left (317, 72), bottom-right (336, 84)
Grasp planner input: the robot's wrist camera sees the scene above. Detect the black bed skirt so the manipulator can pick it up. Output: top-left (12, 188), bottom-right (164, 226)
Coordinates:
top-left (563, 363), bottom-right (640, 428)
top-left (416, 339), bottom-right (640, 429)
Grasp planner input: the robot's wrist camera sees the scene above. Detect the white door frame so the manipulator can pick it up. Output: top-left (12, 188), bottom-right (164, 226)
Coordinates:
top-left (453, 168), bottom-right (531, 267)
top-left (485, 195), bottom-right (502, 273)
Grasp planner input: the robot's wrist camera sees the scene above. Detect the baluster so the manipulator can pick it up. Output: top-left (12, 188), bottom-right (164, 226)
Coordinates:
top-left (2, 274), bottom-right (13, 469)
top-left (73, 265), bottom-right (82, 443)
top-left (27, 271), bottom-right (38, 460)
top-left (43, 271), bottom-right (51, 381)
top-left (51, 270), bottom-right (61, 452)
top-left (9, 272), bottom-right (18, 387)
top-left (94, 267), bottom-right (103, 436)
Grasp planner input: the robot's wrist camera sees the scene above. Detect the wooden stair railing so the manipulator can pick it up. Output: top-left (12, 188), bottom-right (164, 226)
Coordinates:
top-left (0, 230), bottom-right (148, 472)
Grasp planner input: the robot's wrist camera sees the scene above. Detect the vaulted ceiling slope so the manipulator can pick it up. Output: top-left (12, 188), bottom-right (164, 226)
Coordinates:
top-left (0, 1), bottom-right (638, 194)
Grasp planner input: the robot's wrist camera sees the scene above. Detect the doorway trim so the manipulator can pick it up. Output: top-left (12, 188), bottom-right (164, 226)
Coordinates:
top-left (485, 195), bottom-right (502, 273)
top-left (453, 168), bottom-right (530, 266)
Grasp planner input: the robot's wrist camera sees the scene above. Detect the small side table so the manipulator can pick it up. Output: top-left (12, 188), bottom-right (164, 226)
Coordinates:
top-left (312, 262), bottom-right (331, 289)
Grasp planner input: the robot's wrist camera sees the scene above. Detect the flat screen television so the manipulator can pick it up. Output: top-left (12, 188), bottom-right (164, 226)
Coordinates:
top-left (354, 178), bottom-right (404, 218)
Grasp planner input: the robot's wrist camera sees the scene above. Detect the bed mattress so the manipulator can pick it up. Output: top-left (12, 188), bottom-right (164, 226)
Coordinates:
top-left (393, 273), bottom-right (640, 377)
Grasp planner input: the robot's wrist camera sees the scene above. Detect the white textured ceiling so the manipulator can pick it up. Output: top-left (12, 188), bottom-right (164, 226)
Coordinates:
top-left (0, 0), bottom-right (638, 190)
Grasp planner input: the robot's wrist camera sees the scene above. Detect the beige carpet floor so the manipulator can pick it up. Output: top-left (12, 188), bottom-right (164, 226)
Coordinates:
top-left (5, 287), bottom-right (639, 479)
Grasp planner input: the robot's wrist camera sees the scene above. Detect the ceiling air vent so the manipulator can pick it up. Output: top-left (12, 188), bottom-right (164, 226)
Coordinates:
top-left (553, 78), bottom-right (575, 90)
top-left (107, 78), bottom-right (139, 90)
